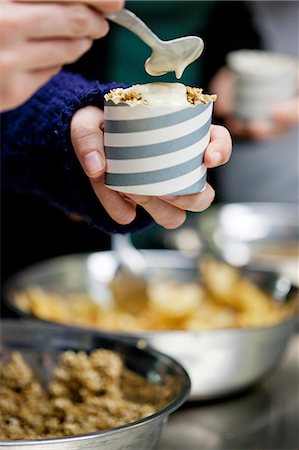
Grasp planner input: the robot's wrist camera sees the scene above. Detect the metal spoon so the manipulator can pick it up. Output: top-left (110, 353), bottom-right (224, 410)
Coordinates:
top-left (106, 8), bottom-right (204, 78)
top-left (110, 233), bottom-right (149, 313)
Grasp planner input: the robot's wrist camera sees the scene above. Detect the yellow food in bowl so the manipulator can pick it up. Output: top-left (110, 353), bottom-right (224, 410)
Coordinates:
top-left (12, 258), bottom-right (296, 332)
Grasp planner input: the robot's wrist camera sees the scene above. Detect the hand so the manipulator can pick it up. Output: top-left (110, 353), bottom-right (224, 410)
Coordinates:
top-left (210, 66), bottom-right (299, 140)
top-left (16, 0), bottom-right (124, 13)
top-left (71, 106), bottom-right (232, 229)
top-left (0, 0), bottom-right (123, 111)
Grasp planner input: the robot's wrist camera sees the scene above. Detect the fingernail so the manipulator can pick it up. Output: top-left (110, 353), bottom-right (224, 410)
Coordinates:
top-left (211, 151), bottom-right (223, 166)
top-left (83, 151), bottom-right (105, 175)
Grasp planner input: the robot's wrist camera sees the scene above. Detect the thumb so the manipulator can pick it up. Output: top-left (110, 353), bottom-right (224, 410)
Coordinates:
top-left (71, 106), bottom-right (106, 179)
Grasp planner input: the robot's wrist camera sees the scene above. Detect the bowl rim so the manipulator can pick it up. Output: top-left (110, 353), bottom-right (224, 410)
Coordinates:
top-left (3, 249), bottom-right (298, 336)
top-left (0, 319), bottom-right (191, 446)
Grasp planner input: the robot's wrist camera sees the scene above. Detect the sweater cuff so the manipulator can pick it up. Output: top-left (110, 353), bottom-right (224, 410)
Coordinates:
top-left (2, 71), bottom-right (153, 234)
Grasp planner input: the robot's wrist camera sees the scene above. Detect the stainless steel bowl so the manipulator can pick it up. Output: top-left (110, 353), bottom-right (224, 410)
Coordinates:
top-left (0, 319), bottom-right (190, 450)
top-left (198, 202), bottom-right (299, 280)
top-left (4, 250), bottom-right (296, 401)
top-left (160, 202), bottom-right (299, 284)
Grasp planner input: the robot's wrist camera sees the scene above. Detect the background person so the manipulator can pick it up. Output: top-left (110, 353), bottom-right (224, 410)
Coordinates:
top-left (204, 0), bottom-right (299, 203)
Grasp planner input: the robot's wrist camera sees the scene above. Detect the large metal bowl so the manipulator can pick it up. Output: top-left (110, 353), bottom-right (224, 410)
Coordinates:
top-left (159, 202), bottom-right (299, 284)
top-left (0, 319), bottom-right (190, 450)
top-left (198, 202), bottom-right (299, 281)
top-left (4, 250), bottom-right (297, 401)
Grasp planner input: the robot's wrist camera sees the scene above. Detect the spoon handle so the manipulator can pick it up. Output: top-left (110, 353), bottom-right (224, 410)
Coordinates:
top-left (106, 8), bottom-right (161, 49)
top-left (111, 233), bottom-right (147, 274)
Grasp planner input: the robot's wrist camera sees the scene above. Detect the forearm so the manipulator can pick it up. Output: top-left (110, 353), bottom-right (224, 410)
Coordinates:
top-left (1, 71), bottom-right (152, 233)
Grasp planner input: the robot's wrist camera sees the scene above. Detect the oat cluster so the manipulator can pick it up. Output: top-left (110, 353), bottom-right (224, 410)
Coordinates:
top-left (104, 87), bottom-right (148, 105)
top-left (186, 87), bottom-right (217, 105)
top-left (0, 350), bottom-right (174, 440)
top-left (104, 86), bottom-right (216, 106)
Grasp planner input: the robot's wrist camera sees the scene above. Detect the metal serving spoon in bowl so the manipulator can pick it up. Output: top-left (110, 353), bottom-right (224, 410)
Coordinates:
top-left (110, 233), bottom-right (149, 313)
top-left (106, 8), bottom-right (204, 78)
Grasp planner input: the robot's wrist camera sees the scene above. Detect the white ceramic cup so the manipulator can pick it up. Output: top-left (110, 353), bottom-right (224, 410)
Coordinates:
top-left (227, 50), bottom-right (298, 121)
top-left (104, 98), bottom-right (213, 196)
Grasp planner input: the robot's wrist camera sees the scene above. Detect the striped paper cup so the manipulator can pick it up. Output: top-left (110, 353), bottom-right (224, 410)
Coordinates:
top-left (104, 100), bottom-right (213, 196)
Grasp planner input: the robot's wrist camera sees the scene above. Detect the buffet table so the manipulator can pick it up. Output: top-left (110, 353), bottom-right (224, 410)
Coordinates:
top-left (158, 333), bottom-right (299, 450)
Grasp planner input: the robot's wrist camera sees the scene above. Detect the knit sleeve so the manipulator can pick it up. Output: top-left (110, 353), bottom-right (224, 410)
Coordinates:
top-left (1, 71), bottom-right (152, 234)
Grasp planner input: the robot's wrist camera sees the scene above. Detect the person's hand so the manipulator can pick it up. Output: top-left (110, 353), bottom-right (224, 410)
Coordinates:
top-left (16, 0), bottom-right (125, 13)
top-left (210, 67), bottom-right (299, 140)
top-left (0, 0), bottom-right (124, 112)
top-left (71, 106), bottom-right (232, 229)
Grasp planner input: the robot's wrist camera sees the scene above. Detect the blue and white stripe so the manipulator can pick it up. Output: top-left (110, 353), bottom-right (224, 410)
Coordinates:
top-left (104, 101), bottom-right (213, 196)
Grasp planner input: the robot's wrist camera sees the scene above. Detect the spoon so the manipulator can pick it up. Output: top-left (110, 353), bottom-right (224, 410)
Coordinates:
top-left (110, 233), bottom-right (149, 313)
top-left (106, 8), bottom-right (204, 78)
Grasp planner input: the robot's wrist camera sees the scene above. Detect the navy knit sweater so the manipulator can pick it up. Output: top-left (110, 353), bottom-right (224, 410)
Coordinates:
top-left (1, 71), bottom-right (152, 234)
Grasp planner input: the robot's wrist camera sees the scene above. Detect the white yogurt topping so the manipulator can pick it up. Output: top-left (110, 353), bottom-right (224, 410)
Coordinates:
top-left (145, 55), bottom-right (190, 79)
top-left (144, 36), bottom-right (204, 79)
top-left (135, 82), bottom-right (189, 107)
